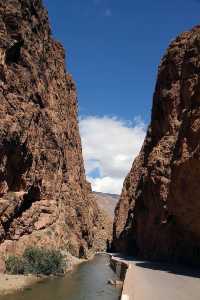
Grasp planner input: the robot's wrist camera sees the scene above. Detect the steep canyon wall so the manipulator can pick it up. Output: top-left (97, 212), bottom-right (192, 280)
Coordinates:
top-left (113, 26), bottom-right (200, 264)
top-left (0, 0), bottom-right (109, 264)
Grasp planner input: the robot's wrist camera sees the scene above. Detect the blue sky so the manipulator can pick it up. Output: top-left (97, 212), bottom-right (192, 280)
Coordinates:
top-left (43, 0), bottom-right (200, 193)
top-left (44, 0), bottom-right (200, 123)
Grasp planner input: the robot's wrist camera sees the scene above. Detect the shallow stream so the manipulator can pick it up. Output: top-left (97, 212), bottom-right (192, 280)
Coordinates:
top-left (0, 254), bottom-right (121, 300)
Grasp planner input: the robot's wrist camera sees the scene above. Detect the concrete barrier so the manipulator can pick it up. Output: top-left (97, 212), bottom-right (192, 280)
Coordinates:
top-left (110, 255), bottom-right (129, 280)
top-left (109, 255), bottom-right (131, 300)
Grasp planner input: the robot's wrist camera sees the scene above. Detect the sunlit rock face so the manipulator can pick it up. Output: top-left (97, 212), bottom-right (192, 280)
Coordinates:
top-left (0, 0), bottom-right (110, 264)
top-left (113, 26), bottom-right (200, 264)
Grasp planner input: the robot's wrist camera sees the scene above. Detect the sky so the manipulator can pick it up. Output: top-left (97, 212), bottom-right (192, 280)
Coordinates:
top-left (44, 0), bottom-right (200, 194)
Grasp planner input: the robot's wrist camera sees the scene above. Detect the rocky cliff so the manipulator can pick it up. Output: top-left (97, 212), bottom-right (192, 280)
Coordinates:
top-left (0, 0), bottom-right (109, 264)
top-left (113, 25), bottom-right (200, 264)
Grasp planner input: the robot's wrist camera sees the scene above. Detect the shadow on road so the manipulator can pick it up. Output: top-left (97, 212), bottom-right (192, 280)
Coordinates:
top-left (135, 261), bottom-right (200, 278)
top-left (110, 253), bottom-right (200, 278)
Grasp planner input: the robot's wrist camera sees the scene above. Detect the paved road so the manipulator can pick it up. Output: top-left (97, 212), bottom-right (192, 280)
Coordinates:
top-left (114, 257), bottom-right (200, 300)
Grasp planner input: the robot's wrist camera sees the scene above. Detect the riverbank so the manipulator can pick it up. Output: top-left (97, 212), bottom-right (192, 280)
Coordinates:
top-left (0, 274), bottom-right (42, 296)
top-left (0, 252), bottom-right (87, 296)
top-left (0, 254), bottom-right (121, 300)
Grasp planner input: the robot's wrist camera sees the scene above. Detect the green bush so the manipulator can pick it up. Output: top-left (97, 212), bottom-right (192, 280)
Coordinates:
top-left (5, 247), bottom-right (66, 276)
top-left (5, 255), bottom-right (25, 275)
top-left (23, 247), bottom-right (65, 275)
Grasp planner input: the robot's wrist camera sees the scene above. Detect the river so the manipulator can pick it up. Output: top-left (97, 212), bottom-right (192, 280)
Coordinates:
top-left (0, 254), bottom-right (121, 300)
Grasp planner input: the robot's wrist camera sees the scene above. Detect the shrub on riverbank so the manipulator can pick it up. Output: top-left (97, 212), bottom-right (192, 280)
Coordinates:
top-left (5, 247), bottom-right (66, 276)
top-left (5, 255), bottom-right (25, 275)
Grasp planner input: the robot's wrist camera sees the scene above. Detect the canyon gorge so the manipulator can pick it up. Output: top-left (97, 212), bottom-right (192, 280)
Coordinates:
top-left (0, 0), bottom-right (200, 299)
top-left (113, 25), bottom-right (200, 265)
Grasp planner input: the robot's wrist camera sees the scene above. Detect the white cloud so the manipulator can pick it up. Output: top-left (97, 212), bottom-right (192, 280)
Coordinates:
top-left (88, 176), bottom-right (124, 195)
top-left (80, 116), bottom-right (146, 194)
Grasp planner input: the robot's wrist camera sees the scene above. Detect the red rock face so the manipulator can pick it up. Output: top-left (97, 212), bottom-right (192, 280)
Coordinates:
top-left (0, 0), bottom-right (109, 262)
top-left (113, 26), bottom-right (200, 264)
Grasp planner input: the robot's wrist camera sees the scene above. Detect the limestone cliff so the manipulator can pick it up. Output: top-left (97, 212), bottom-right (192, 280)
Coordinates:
top-left (0, 0), bottom-right (109, 262)
top-left (113, 26), bottom-right (200, 264)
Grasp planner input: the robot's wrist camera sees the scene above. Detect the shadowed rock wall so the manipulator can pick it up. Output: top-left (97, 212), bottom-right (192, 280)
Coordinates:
top-left (113, 26), bottom-right (200, 264)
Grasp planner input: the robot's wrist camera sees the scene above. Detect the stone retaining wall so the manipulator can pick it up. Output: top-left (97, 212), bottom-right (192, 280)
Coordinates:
top-left (109, 255), bottom-right (129, 281)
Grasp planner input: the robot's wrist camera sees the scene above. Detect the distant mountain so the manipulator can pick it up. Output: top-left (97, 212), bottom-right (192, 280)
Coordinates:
top-left (93, 192), bottom-right (119, 219)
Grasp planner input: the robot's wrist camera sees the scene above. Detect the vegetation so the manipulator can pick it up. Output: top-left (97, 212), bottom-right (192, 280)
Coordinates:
top-left (5, 255), bottom-right (25, 275)
top-left (5, 247), bottom-right (66, 276)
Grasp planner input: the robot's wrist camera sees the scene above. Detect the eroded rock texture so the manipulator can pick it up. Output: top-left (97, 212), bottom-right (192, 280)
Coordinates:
top-left (0, 0), bottom-right (109, 262)
top-left (113, 26), bottom-right (200, 264)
